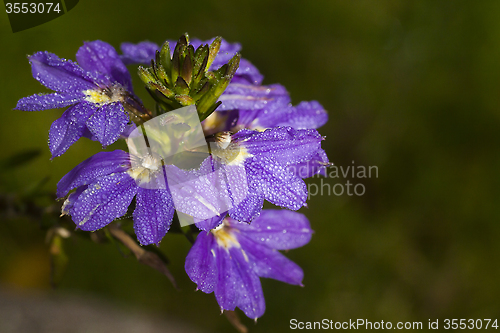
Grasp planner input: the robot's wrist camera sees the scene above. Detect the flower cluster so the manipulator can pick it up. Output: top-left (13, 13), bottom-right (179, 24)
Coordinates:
top-left (16, 35), bottom-right (329, 320)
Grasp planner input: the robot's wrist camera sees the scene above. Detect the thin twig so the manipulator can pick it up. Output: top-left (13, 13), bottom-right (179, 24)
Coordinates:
top-left (224, 311), bottom-right (248, 333)
top-left (108, 223), bottom-right (178, 289)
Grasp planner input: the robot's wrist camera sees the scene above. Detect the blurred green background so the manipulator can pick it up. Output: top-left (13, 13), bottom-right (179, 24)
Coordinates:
top-left (1, 0), bottom-right (500, 332)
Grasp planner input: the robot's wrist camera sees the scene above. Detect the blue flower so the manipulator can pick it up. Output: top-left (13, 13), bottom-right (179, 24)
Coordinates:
top-left (58, 150), bottom-right (174, 246)
top-left (15, 41), bottom-right (143, 157)
top-left (211, 126), bottom-right (327, 222)
top-left (185, 210), bottom-right (313, 319)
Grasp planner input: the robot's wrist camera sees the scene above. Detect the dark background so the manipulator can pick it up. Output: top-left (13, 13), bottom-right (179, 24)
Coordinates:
top-left (1, 0), bottom-right (500, 332)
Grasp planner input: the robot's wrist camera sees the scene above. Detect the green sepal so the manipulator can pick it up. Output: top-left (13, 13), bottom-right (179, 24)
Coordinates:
top-left (137, 33), bottom-right (240, 121)
top-left (207, 37), bottom-right (221, 70)
top-left (159, 42), bottom-right (172, 84)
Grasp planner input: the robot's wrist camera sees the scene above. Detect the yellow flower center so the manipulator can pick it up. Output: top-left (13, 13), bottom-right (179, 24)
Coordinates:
top-left (212, 223), bottom-right (240, 249)
top-left (84, 84), bottom-right (126, 105)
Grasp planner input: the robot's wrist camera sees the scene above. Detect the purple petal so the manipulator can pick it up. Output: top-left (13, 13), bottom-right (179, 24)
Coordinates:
top-left (228, 190), bottom-right (264, 222)
top-left (235, 97), bottom-right (290, 129)
top-left (15, 92), bottom-right (84, 111)
top-left (252, 101), bottom-right (328, 130)
top-left (89, 122), bottom-right (135, 142)
top-left (237, 234), bottom-right (304, 285)
top-left (225, 163), bottom-right (265, 222)
top-left (218, 83), bottom-right (290, 111)
top-left (70, 172), bottom-right (137, 231)
top-left (195, 213), bottom-right (227, 232)
top-left (233, 58), bottom-right (264, 85)
top-left (120, 41), bottom-right (159, 65)
top-left (133, 188), bottom-right (175, 246)
top-left (213, 246), bottom-right (238, 311)
top-left (288, 149), bottom-right (329, 178)
top-left (231, 210), bottom-right (313, 250)
top-left (86, 102), bottom-right (128, 148)
top-left (57, 150), bottom-right (131, 198)
top-left (81, 126), bottom-right (98, 141)
top-left (48, 102), bottom-right (96, 158)
top-left (185, 232), bottom-right (218, 293)
top-left (77, 41), bottom-right (133, 91)
top-left (61, 185), bottom-right (87, 216)
top-left (164, 157), bottom-right (231, 221)
top-left (29, 51), bottom-right (96, 92)
top-left (247, 156), bottom-right (307, 210)
top-left (234, 127), bottom-right (324, 166)
top-left (215, 245), bottom-right (265, 319)
top-left (119, 122), bottom-right (137, 139)
top-left (217, 162), bottom-right (257, 217)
